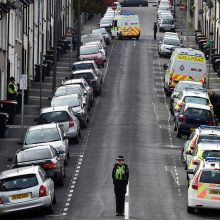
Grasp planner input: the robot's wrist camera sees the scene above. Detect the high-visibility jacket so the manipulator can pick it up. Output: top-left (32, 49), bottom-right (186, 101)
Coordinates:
top-left (8, 82), bottom-right (17, 94)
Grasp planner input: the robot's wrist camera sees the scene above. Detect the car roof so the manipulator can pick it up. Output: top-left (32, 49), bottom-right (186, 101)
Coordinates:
top-left (72, 69), bottom-right (94, 74)
top-left (181, 89), bottom-right (208, 98)
top-left (177, 80), bottom-right (203, 86)
top-left (0, 166), bottom-right (39, 179)
top-left (175, 47), bottom-right (204, 56)
top-left (163, 36), bottom-right (180, 41)
top-left (62, 78), bottom-right (87, 85)
top-left (73, 60), bottom-right (95, 65)
top-left (28, 123), bottom-right (58, 131)
top-left (80, 45), bottom-right (98, 49)
top-left (184, 103), bottom-right (211, 110)
top-left (198, 142), bottom-right (220, 151)
top-left (40, 105), bottom-right (70, 114)
top-left (17, 144), bottom-right (52, 153)
top-left (52, 94), bottom-right (79, 101)
top-left (85, 41), bottom-right (101, 46)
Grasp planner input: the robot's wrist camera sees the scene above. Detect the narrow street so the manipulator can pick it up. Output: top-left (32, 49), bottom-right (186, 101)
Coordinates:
top-left (2, 4), bottom-right (220, 220)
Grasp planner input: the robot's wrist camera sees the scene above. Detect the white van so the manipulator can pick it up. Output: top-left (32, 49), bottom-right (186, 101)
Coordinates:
top-left (111, 14), bottom-right (140, 39)
top-left (164, 48), bottom-right (207, 96)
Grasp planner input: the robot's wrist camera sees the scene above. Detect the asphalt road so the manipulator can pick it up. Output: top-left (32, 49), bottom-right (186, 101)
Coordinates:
top-left (3, 5), bottom-right (220, 220)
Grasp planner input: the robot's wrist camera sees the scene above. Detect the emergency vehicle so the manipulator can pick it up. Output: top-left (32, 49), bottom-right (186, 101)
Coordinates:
top-left (111, 14), bottom-right (140, 39)
top-left (164, 48), bottom-right (207, 97)
top-left (188, 157), bottom-right (220, 213)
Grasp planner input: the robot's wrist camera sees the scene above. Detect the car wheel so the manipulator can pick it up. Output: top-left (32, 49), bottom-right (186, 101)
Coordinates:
top-left (74, 134), bottom-right (80, 144)
top-left (64, 155), bottom-right (68, 165)
top-left (46, 203), bottom-right (54, 215)
top-left (173, 123), bottom-right (177, 131)
top-left (181, 149), bottom-right (185, 163)
top-left (176, 127), bottom-right (181, 138)
top-left (52, 193), bottom-right (57, 205)
top-left (79, 129), bottom-right (82, 138)
top-left (58, 173), bottom-right (64, 187)
top-left (187, 206), bottom-right (195, 214)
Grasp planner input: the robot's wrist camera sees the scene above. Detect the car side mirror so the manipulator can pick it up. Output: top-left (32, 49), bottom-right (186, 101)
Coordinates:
top-left (7, 157), bottom-right (13, 163)
top-left (65, 76), bottom-right (69, 80)
top-left (18, 141), bottom-right (24, 145)
top-left (57, 149), bottom-right (65, 155)
top-left (187, 169), bottom-right (194, 175)
top-left (186, 150), bottom-right (192, 155)
top-left (84, 91), bottom-right (88, 95)
top-left (163, 64), bottom-right (168, 71)
top-left (48, 97), bottom-right (52, 101)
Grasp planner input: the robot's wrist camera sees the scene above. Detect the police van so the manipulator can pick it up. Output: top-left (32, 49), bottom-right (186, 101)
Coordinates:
top-left (111, 14), bottom-right (140, 39)
top-left (164, 48), bottom-right (207, 96)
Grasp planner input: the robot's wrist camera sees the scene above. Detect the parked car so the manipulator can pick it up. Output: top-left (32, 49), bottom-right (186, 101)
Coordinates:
top-left (79, 45), bottom-right (105, 68)
top-left (158, 17), bottom-right (175, 32)
top-left (72, 60), bottom-right (104, 83)
top-left (92, 28), bottom-right (111, 45)
top-left (62, 78), bottom-right (94, 106)
top-left (22, 123), bottom-right (69, 165)
top-left (174, 103), bottom-right (217, 138)
top-left (120, 0), bottom-right (148, 7)
top-left (71, 70), bottom-right (102, 96)
top-left (158, 35), bottom-right (181, 57)
top-left (99, 18), bottom-right (113, 31)
top-left (9, 145), bottom-right (65, 186)
top-left (37, 106), bottom-right (81, 143)
top-left (54, 84), bottom-right (90, 111)
top-left (0, 166), bottom-right (55, 215)
top-left (51, 94), bottom-right (89, 128)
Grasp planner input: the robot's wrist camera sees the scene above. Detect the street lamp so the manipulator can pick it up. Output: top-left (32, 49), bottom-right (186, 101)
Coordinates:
top-left (186, 0), bottom-right (191, 48)
top-left (77, 0), bottom-right (81, 60)
top-left (207, 31), bottom-right (214, 89)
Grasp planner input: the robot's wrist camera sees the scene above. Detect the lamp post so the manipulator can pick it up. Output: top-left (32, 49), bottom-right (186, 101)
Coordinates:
top-left (207, 31), bottom-right (214, 89)
top-left (186, 0), bottom-right (191, 47)
top-left (76, 0), bottom-right (81, 60)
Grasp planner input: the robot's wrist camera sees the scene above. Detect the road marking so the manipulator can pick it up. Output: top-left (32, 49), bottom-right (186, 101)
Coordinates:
top-left (125, 183), bottom-right (129, 219)
top-left (134, 41), bottom-right (136, 47)
top-left (152, 103), bottom-right (159, 120)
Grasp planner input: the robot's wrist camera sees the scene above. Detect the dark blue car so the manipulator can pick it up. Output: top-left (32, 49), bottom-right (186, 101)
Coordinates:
top-left (120, 0), bottom-right (148, 7)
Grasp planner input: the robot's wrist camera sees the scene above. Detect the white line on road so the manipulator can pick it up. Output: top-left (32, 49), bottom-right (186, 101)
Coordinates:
top-left (134, 41), bottom-right (136, 47)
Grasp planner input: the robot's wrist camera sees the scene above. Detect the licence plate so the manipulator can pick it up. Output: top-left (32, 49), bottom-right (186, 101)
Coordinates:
top-left (209, 190), bottom-right (220, 195)
top-left (11, 193), bottom-right (30, 200)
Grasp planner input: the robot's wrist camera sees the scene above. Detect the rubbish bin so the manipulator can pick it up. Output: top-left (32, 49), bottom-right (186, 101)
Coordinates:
top-left (0, 100), bottom-right (17, 124)
top-left (16, 92), bottom-right (22, 114)
top-left (0, 112), bottom-right (9, 137)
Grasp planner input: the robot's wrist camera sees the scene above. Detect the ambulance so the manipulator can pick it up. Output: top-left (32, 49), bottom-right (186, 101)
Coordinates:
top-left (164, 48), bottom-right (207, 97)
top-left (111, 14), bottom-right (141, 39)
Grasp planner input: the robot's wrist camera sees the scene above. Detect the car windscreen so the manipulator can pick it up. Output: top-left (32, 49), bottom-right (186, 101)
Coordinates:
top-left (200, 170), bottom-right (220, 184)
top-left (162, 19), bottom-right (174, 24)
top-left (175, 84), bottom-right (203, 92)
top-left (184, 96), bottom-right (209, 105)
top-left (202, 150), bottom-right (220, 159)
top-left (73, 63), bottom-right (94, 71)
top-left (0, 174), bottom-right (38, 191)
top-left (39, 111), bottom-right (70, 124)
top-left (198, 135), bottom-right (220, 143)
top-left (184, 108), bottom-right (213, 119)
top-left (52, 96), bottom-right (80, 107)
top-left (25, 128), bottom-right (61, 144)
top-left (163, 38), bottom-right (180, 46)
top-left (55, 86), bottom-right (81, 97)
top-left (17, 148), bottom-right (53, 162)
top-left (72, 72), bottom-right (94, 81)
top-left (80, 46), bottom-right (98, 55)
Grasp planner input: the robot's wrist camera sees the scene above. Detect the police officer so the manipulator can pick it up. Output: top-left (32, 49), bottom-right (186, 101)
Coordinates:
top-left (153, 22), bottom-right (157, 40)
top-left (112, 156), bottom-right (129, 216)
top-left (7, 77), bottom-right (18, 100)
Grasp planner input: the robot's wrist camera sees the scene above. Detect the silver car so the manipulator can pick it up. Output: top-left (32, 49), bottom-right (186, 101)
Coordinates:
top-left (62, 78), bottom-right (94, 106)
top-left (23, 123), bottom-right (69, 165)
top-left (54, 84), bottom-right (90, 111)
top-left (0, 166), bottom-right (55, 215)
top-left (37, 106), bottom-right (81, 143)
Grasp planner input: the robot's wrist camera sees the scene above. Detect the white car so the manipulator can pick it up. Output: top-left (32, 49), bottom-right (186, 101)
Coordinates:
top-left (37, 106), bottom-right (81, 143)
top-left (188, 157), bottom-right (220, 213)
top-left (85, 41), bottom-right (106, 61)
top-left (22, 123), bottom-right (69, 165)
top-left (0, 166), bottom-right (55, 215)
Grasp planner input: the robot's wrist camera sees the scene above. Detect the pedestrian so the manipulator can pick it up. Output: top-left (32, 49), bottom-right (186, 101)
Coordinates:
top-left (153, 22), bottom-right (157, 40)
top-left (7, 77), bottom-right (18, 100)
top-left (112, 156), bottom-right (129, 217)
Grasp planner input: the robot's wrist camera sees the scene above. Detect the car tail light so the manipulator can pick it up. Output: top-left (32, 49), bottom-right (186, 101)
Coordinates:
top-left (39, 185), bottom-right (48, 197)
top-left (192, 159), bottom-right (199, 165)
top-left (192, 171), bottom-right (201, 190)
top-left (43, 162), bottom-right (57, 169)
top-left (69, 117), bottom-right (74, 128)
top-left (179, 115), bottom-right (186, 122)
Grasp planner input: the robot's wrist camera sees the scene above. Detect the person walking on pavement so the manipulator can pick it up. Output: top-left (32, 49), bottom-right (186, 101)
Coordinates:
top-left (153, 22), bottom-right (158, 40)
top-left (7, 77), bottom-right (18, 100)
top-left (112, 156), bottom-right (129, 217)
